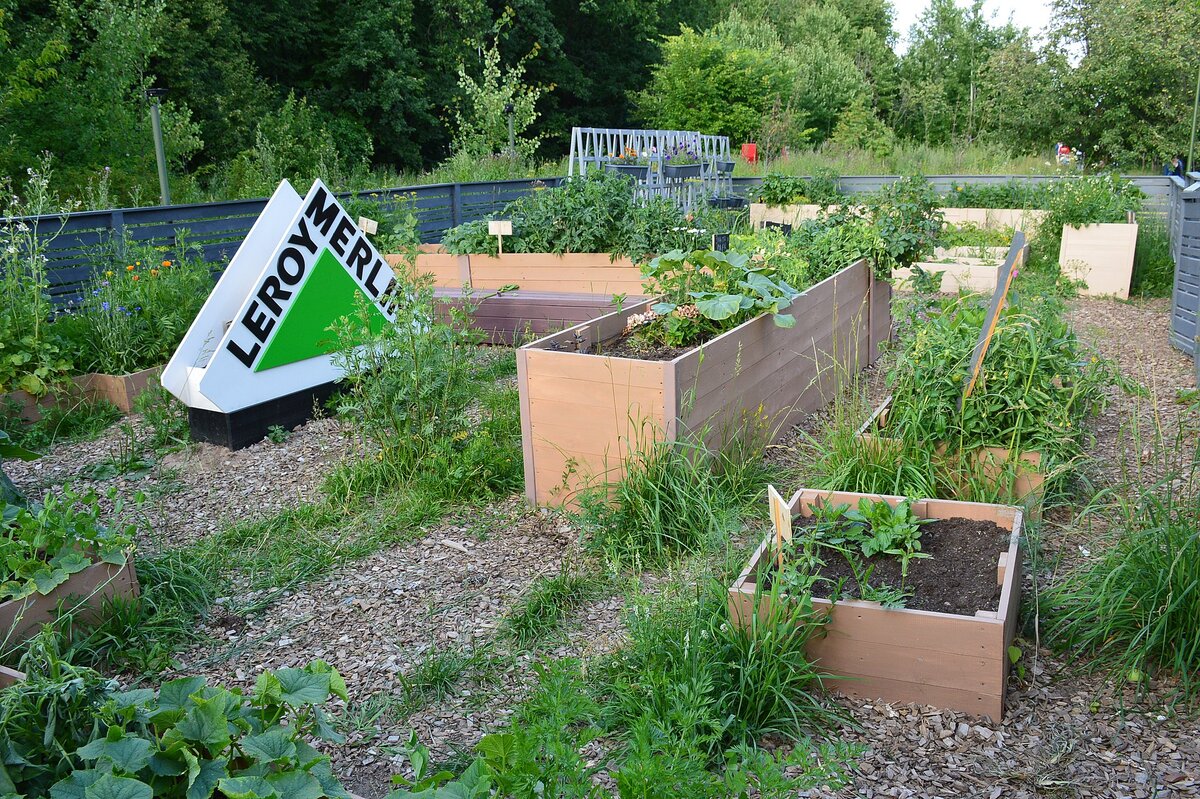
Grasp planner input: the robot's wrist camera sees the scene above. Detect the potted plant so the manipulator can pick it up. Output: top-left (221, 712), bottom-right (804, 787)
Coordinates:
top-left (662, 143), bottom-right (703, 180)
top-left (604, 147), bottom-right (651, 181)
top-left (728, 487), bottom-right (1024, 719)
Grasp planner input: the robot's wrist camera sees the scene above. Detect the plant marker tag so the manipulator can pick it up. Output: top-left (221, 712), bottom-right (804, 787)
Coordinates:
top-left (961, 230), bottom-right (1026, 404)
top-left (489, 219), bottom-right (513, 254)
top-left (769, 485), bottom-right (791, 571)
top-left (358, 216), bottom-right (378, 235)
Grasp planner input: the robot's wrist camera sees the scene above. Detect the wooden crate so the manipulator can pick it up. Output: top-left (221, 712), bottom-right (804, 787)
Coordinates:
top-left (392, 252), bottom-right (646, 297)
top-left (517, 260), bottom-right (891, 506)
top-left (893, 262), bottom-right (1002, 294)
top-left (857, 396), bottom-right (1045, 516)
top-left (1059, 220), bottom-right (1139, 299)
top-left (0, 559), bottom-right (140, 647)
top-left (728, 488), bottom-right (1024, 719)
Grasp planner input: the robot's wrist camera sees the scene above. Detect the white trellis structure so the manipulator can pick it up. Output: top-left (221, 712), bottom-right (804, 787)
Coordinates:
top-left (567, 127), bottom-right (735, 209)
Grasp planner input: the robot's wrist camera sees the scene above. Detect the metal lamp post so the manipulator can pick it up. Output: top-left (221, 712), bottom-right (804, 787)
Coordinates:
top-left (146, 88), bottom-right (171, 206)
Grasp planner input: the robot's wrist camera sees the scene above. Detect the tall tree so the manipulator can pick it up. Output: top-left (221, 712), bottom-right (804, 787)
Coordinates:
top-left (1048, 0), bottom-right (1200, 167)
top-left (896, 0), bottom-right (1018, 144)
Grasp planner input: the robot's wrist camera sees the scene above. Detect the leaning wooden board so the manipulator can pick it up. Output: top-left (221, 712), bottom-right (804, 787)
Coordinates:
top-left (728, 488), bottom-right (1023, 719)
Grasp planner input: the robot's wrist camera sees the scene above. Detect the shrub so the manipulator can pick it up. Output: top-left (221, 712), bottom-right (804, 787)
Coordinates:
top-left (756, 170), bottom-right (842, 207)
top-left (864, 175), bottom-right (944, 269)
top-left (0, 156), bottom-right (75, 396)
top-left (330, 274), bottom-right (521, 500)
top-left (441, 172), bottom-right (727, 259)
top-left (942, 180), bottom-right (1051, 209)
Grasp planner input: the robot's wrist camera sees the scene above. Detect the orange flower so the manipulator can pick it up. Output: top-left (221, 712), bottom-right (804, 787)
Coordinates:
top-left (126, 265), bottom-right (134, 271)
top-left (162, 260), bottom-right (171, 267)
top-left (150, 268), bottom-right (160, 276)
top-left (131, 274), bottom-right (140, 281)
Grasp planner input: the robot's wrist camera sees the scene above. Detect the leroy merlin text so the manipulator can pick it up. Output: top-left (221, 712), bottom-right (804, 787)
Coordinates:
top-left (225, 188), bottom-right (399, 368)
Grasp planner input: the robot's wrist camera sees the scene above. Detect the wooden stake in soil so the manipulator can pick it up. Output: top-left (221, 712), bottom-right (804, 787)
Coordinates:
top-left (962, 231), bottom-right (1026, 403)
top-left (769, 484), bottom-right (792, 571)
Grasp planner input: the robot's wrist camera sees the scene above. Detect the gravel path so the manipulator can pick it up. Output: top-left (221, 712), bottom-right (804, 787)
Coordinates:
top-left (6, 415), bottom-right (359, 550)
top-left (8, 296), bottom-right (1196, 798)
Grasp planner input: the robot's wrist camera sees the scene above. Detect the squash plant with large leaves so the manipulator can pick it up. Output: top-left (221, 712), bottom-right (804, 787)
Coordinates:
top-left (629, 249), bottom-right (801, 348)
top-left (34, 661), bottom-right (352, 799)
top-left (0, 487), bottom-right (133, 603)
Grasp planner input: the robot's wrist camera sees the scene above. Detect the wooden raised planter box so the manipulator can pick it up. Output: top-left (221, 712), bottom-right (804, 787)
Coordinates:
top-left (433, 288), bottom-right (632, 346)
top-left (749, 203), bottom-right (831, 230)
top-left (941, 207), bottom-right (1047, 231)
top-left (1, 559), bottom-right (140, 647)
top-left (517, 260), bottom-right (891, 506)
top-left (1058, 216), bottom-right (1138, 299)
top-left (858, 396), bottom-right (1045, 514)
top-left (2, 366), bottom-right (163, 420)
top-left (391, 251), bottom-right (645, 297)
top-left (894, 241), bottom-right (1030, 295)
top-left (728, 488), bottom-right (1023, 719)
top-left (77, 365), bottom-right (164, 413)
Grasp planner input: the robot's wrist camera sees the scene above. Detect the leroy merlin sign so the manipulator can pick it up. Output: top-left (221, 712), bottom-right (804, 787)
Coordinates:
top-left (162, 179), bottom-right (401, 413)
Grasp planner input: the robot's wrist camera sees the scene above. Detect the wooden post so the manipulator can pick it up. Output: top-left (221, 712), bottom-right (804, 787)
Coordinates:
top-left (769, 484), bottom-right (792, 571)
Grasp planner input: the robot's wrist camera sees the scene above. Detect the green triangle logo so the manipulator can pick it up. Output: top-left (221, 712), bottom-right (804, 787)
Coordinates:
top-left (255, 248), bottom-right (389, 372)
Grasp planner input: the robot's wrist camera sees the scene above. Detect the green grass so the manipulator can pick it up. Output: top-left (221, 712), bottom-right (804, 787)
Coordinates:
top-left (735, 142), bottom-right (1056, 178)
top-left (1043, 472), bottom-right (1200, 705)
top-left (4, 396), bottom-right (121, 451)
top-left (503, 565), bottom-right (603, 648)
top-left (576, 435), bottom-right (772, 570)
top-left (1131, 215), bottom-right (1175, 298)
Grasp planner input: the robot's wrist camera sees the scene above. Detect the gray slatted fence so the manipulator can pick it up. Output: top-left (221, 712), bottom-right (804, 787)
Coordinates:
top-left (13, 178), bottom-right (564, 304)
top-left (1171, 191), bottom-right (1200, 357)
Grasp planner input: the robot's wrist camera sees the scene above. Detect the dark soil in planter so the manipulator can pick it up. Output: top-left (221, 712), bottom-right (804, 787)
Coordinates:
top-left (766, 516), bottom-right (1010, 615)
top-left (588, 336), bottom-right (690, 361)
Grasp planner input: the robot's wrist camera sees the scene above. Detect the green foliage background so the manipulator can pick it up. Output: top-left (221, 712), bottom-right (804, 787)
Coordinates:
top-left (0, 0), bottom-right (1195, 204)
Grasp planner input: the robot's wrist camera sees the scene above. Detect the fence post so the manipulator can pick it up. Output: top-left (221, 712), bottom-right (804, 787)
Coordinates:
top-left (451, 183), bottom-right (462, 228)
top-left (110, 209), bottom-right (126, 259)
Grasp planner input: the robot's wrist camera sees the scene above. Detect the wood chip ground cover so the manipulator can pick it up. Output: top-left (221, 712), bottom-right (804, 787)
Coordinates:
top-left (5, 297), bottom-right (1198, 798)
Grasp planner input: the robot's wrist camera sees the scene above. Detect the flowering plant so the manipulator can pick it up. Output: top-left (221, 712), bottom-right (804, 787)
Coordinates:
top-left (610, 147), bottom-right (648, 166)
top-left (56, 235), bottom-right (214, 375)
top-left (627, 249), bottom-right (801, 348)
top-left (662, 143), bottom-right (700, 166)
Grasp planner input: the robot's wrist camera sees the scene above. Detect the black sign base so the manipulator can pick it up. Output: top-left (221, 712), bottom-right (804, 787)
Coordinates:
top-left (188, 381), bottom-right (341, 450)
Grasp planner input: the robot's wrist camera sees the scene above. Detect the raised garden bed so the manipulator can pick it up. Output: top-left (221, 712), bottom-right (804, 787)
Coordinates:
top-left (395, 251), bottom-right (645, 297)
top-left (727, 488), bottom-right (1023, 719)
top-left (2, 366), bottom-right (162, 419)
top-left (858, 396), bottom-right (1045, 513)
top-left (1, 559), bottom-right (140, 647)
top-left (76, 365), bottom-right (163, 413)
top-left (433, 288), bottom-right (631, 346)
top-left (517, 259), bottom-right (890, 506)
top-left (1058, 215), bottom-right (1139, 299)
top-left (941, 207), bottom-right (1047, 231)
top-left (749, 203), bottom-right (828, 229)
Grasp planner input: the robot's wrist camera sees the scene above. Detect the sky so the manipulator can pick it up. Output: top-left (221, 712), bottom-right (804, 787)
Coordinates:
top-left (890, 0), bottom-right (1055, 52)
